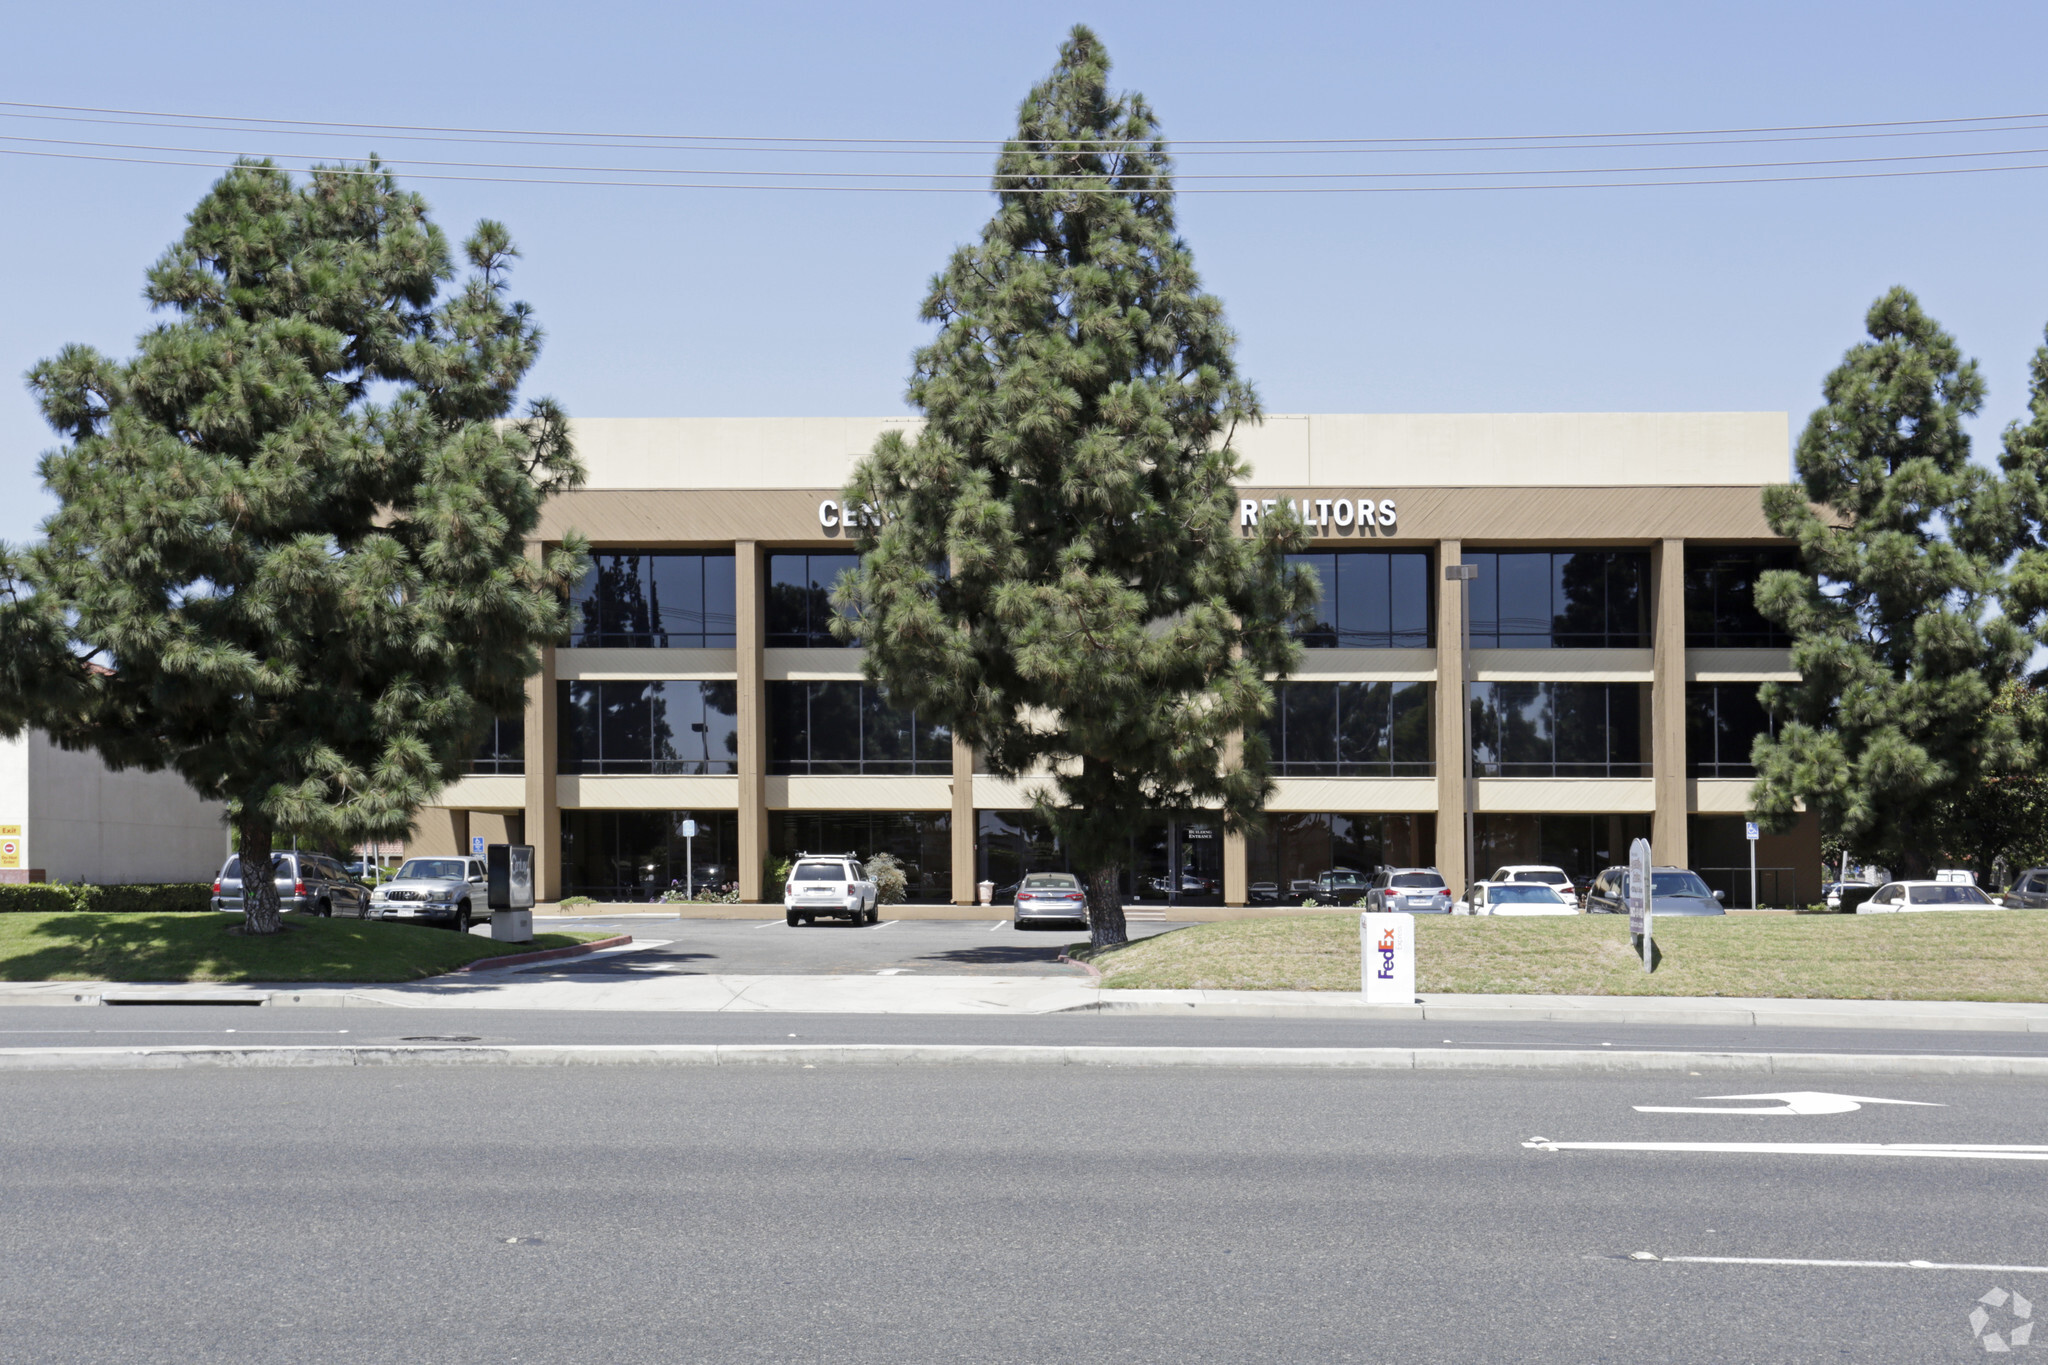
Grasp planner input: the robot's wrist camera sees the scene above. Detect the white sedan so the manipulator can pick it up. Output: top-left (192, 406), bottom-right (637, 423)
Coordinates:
top-left (1456, 881), bottom-right (1579, 916)
top-left (1856, 881), bottom-right (1999, 913)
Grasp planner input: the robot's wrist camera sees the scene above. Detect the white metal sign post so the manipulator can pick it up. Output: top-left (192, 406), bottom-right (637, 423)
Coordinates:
top-left (1627, 837), bottom-right (1654, 972)
top-left (1745, 820), bottom-right (1760, 910)
top-left (681, 818), bottom-right (697, 898)
top-left (1361, 912), bottom-right (1416, 1004)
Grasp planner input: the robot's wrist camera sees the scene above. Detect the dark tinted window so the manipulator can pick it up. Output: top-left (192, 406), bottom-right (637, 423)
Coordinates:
top-left (768, 681), bottom-right (950, 775)
top-left (557, 681), bottom-right (739, 775)
top-left (469, 715), bottom-right (525, 775)
top-left (1464, 550), bottom-right (1649, 649)
top-left (1263, 681), bottom-right (1433, 776)
top-left (1286, 551), bottom-right (1432, 648)
top-left (567, 552), bottom-right (736, 649)
top-left (1471, 682), bottom-right (1648, 777)
top-left (1391, 872), bottom-right (1446, 888)
top-left (1686, 682), bottom-right (1775, 778)
top-left (767, 553), bottom-right (862, 648)
top-left (1685, 547), bottom-right (1796, 648)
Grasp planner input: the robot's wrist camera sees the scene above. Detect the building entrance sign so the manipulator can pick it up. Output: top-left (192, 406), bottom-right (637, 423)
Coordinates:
top-left (1240, 497), bottom-right (1398, 532)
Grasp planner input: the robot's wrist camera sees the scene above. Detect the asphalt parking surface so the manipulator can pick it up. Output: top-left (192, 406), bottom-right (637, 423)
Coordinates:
top-left (510, 913), bottom-right (1186, 978)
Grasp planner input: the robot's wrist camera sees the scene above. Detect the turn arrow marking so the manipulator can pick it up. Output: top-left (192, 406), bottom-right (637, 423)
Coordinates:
top-left (1631, 1091), bottom-right (1944, 1116)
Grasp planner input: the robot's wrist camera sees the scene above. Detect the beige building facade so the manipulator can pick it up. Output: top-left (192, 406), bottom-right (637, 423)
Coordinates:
top-left (411, 412), bottom-right (1821, 909)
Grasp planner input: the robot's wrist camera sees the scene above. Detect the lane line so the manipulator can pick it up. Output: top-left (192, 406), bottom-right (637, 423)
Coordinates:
top-left (1643, 1255), bottom-right (2048, 1273)
top-left (873, 920), bottom-right (899, 929)
top-left (755, 920), bottom-right (781, 928)
top-left (1528, 1138), bottom-right (2048, 1159)
top-left (987, 920), bottom-right (1005, 932)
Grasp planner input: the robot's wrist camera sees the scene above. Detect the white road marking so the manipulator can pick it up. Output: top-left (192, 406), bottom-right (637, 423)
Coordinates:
top-left (1636, 1254), bottom-right (2048, 1273)
top-left (1633, 1091), bottom-right (1945, 1116)
top-left (875, 969), bottom-right (907, 976)
top-left (755, 920), bottom-right (781, 928)
top-left (988, 921), bottom-right (1006, 932)
top-left (1527, 1138), bottom-right (2048, 1160)
top-left (872, 920), bottom-right (899, 929)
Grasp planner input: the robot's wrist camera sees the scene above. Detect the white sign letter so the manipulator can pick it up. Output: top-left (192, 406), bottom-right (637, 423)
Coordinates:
top-left (1378, 498), bottom-right (1398, 528)
top-left (818, 500), bottom-right (840, 529)
top-left (1241, 499), bottom-right (1259, 528)
top-left (1333, 498), bottom-right (1354, 527)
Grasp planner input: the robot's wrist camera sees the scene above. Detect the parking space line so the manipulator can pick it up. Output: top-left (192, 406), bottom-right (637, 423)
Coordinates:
top-left (987, 920), bottom-right (1005, 931)
top-left (873, 920), bottom-right (898, 929)
top-left (1642, 1255), bottom-right (2048, 1273)
top-left (754, 920), bottom-right (781, 928)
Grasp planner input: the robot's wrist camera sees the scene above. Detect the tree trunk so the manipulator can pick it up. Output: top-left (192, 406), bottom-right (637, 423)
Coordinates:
top-left (1088, 864), bottom-right (1128, 949)
top-left (238, 818), bottom-right (284, 936)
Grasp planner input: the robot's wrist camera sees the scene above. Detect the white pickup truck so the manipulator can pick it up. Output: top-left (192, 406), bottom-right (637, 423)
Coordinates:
top-left (783, 853), bottom-right (879, 926)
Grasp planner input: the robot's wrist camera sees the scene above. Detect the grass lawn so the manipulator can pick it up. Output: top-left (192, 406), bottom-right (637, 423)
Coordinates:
top-left (0, 913), bottom-right (608, 984)
top-left (1077, 912), bottom-right (2048, 1002)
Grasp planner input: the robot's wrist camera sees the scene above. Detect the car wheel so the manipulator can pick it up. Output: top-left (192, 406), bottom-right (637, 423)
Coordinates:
top-left (453, 904), bottom-right (472, 934)
top-left (786, 910), bottom-right (800, 927)
top-left (799, 914), bottom-right (813, 926)
top-left (866, 904), bottom-right (879, 925)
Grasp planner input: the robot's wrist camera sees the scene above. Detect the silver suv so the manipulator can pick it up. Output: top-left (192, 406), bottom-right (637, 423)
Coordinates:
top-left (212, 852), bottom-right (370, 918)
top-left (1364, 868), bottom-right (1453, 914)
top-left (367, 856), bottom-right (492, 932)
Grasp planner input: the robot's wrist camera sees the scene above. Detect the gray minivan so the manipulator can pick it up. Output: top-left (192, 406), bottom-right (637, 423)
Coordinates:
top-left (212, 852), bottom-right (370, 918)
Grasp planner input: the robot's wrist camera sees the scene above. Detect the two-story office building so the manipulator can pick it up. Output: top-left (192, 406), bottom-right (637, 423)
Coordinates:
top-left (409, 411), bottom-right (1820, 909)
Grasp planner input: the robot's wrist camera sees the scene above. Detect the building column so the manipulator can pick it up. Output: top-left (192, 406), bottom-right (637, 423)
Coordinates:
top-left (951, 736), bottom-right (977, 905)
top-left (1651, 537), bottom-right (1689, 868)
top-left (1434, 539), bottom-right (1469, 898)
top-left (524, 544), bottom-right (561, 901)
top-left (1223, 828), bottom-right (1247, 907)
top-left (736, 541), bottom-right (769, 903)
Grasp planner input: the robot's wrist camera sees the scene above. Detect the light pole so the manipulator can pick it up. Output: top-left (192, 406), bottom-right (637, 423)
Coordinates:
top-left (1443, 563), bottom-right (1478, 897)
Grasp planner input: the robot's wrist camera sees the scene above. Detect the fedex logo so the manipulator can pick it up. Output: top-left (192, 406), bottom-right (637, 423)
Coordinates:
top-left (1376, 927), bottom-right (1398, 980)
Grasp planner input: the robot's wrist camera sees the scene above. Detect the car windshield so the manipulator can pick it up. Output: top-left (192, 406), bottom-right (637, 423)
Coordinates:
top-left (1650, 871), bottom-right (1712, 898)
top-left (1325, 871), bottom-right (1368, 887)
top-left (1391, 873), bottom-right (1445, 888)
top-left (1021, 875), bottom-right (1079, 890)
top-left (1908, 884), bottom-right (1991, 905)
top-left (792, 864), bottom-right (846, 882)
top-left (1492, 885), bottom-right (1564, 903)
top-left (1513, 871), bottom-right (1571, 884)
top-left (220, 855), bottom-right (296, 879)
top-left (395, 859), bottom-right (467, 881)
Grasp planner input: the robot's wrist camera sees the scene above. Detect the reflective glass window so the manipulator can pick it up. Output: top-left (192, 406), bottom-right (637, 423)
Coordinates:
top-left (766, 553), bottom-right (862, 647)
top-left (556, 681), bottom-right (740, 774)
top-left (1470, 681), bottom-right (1650, 777)
top-left (1464, 550), bottom-right (1650, 648)
top-left (1684, 547), bottom-right (1796, 648)
top-left (567, 552), bottom-right (737, 648)
top-left (1285, 551), bottom-right (1433, 648)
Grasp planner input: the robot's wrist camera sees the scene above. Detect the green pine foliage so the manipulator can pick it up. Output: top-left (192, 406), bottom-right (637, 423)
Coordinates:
top-left (837, 27), bottom-right (1313, 946)
top-left (1752, 288), bottom-right (2030, 877)
top-left (0, 160), bottom-right (585, 933)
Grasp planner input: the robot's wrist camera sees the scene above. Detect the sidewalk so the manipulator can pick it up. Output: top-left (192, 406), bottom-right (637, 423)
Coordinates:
top-left (4, 968), bottom-right (2046, 1030)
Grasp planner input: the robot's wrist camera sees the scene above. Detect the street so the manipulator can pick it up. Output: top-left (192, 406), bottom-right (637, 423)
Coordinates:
top-left (1, 1062), bottom-right (2041, 1363)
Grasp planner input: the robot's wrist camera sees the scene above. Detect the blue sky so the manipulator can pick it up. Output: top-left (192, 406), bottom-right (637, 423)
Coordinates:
top-left (4, 0), bottom-right (2048, 543)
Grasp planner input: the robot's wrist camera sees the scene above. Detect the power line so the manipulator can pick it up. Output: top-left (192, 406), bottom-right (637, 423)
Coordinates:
top-left (3, 97), bottom-right (2048, 148)
top-left (8, 142), bottom-right (2048, 193)
top-left (10, 129), bottom-right (2048, 182)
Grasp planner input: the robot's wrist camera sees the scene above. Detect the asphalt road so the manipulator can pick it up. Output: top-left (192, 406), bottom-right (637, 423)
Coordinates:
top-left (512, 914), bottom-right (1155, 978)
top-left (2, 1063), bottom-right (2041, 1363)
top-left (3, 1002), bottom-right (2048, 1057)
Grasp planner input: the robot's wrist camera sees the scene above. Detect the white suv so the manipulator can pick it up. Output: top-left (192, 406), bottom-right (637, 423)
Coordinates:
top-left (1488, 864), bottom-right (1578, 906)
top-left (783, 854), bottom-right (879, 926)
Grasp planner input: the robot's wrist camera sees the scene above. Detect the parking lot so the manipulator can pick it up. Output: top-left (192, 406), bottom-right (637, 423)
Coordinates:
top-left (517, 914), bottom-right (1189, 978)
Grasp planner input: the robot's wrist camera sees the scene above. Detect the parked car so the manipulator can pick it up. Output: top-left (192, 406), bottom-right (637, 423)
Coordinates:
top-left (1824, 881), bottom-right (1882, 913)
top-left (367, 856), bottom-right (491, 931)
top-left (2001, 868), bottom-right (2048, 909)
top-left (1310, 868), bottom-right (1374, 906)
top-left (783, 852), bottom-right (878, 926)
top-left (1364, 868), bottom-right (1453, 914)
top-left (1487, 864), bottom-right (1575, 890)
top-left (1459, 881), bottom-right (1578, 916)
top-left (1248, 881), bottom-right (1283, 904)
top-left (212, 851), bottom-right (370, 919)
top-left (1584, 866), bottom-right (1726, 916)
top-left (1013, 872), bottom-right (1089, 928)
top-left (1857, 881), bottom-right (1999, 913)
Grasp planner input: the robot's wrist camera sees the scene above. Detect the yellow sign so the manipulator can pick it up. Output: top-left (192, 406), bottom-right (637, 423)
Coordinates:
top-left (0, 825), bottom-right (21, 871)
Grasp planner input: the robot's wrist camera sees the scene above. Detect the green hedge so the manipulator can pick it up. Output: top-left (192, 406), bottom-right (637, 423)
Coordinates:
top-left (0, 883), bottom-right (214, 914)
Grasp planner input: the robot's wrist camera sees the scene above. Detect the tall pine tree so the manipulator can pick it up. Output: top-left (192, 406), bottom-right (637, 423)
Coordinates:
top-left (1751, 288), bottom-right (2028, 877)
top-left (837, 27), bottom-right (1311, 946)
top-left (0, 160), bottom-right (584, 932)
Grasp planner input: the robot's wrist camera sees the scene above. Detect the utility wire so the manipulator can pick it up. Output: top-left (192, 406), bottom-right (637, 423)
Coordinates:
top-left (9, 142), bottom-right (2048, 192)
top-left (3, 97), bottom-right (2048, 148)
top-left (10, 129), bottom-right (2048, 181)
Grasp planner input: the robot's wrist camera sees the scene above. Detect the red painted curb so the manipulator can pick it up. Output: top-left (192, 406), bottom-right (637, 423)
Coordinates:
top-left (1058, 952), bottom-right (1103, 984)
top-left (456, 934), bottom-right (633, 973)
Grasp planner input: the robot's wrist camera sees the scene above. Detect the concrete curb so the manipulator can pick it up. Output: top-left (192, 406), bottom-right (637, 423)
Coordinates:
top-left (3, 1042), bottom-right (2047, 1076)
top-left (453, 934), bottom-right (632, 973)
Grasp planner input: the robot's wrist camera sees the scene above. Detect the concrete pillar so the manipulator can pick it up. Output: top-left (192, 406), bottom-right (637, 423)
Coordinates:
top-left (736, 541), bottom-right (769, 902)
top-left (1434, 539), bottom-right (1469, 897)
top-left (951, 736), bottom-right (976, 905)
top-left (1223, 827), bottom-right (1247, 907)
top-left (1651, 538), bottom-right (1689, 868)
top-left (524, 543), bottom-right (561, 900)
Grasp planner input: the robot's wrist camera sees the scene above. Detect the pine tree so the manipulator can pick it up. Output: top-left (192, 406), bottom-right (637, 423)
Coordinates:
top-left (1751, 288), bottom-right (2028, 877)
top-left (0, 160), bottom-right (584, 933)
top-left (837, 26), bottom-right (1312, 947)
